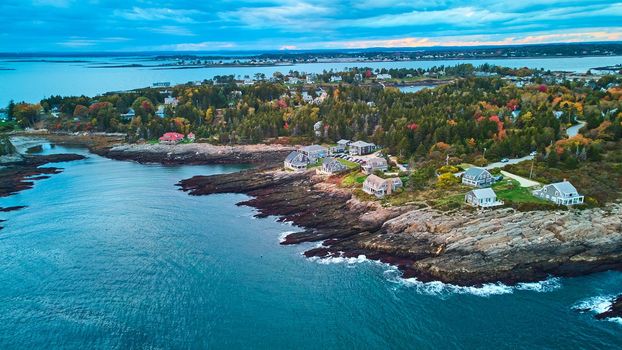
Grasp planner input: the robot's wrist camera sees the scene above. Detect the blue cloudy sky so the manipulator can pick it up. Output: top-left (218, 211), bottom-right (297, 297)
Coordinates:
top-left (1, 0), bottom-right (621, 52)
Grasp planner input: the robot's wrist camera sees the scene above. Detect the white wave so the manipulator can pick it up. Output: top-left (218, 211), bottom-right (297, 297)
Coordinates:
top-left (278, 230), bottom-right (300, 243)
top-left (515, 277), bottom-right (562, 292)
top-left (308, 254), bottom-right (368, 265)
top-left (573, 295), bottom-right (615, 314)
top-left (304, 252), bottom-right (561, 297)
top-left (572, 295), bottom-right (622, 325)
top-left (387, 269), bottom-right (561, 297)
top-left (396, 277), bottom-right (513, 297)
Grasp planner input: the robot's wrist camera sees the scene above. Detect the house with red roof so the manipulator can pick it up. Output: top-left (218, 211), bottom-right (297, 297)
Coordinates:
top-left (159, 132), bottom-right (184, 145)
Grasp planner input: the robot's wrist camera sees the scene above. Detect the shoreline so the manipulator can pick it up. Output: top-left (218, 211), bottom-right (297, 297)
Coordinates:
top-left (8, 133), bottom-right (622, 287)
top-left (177, 166), bottom-right (622, 287)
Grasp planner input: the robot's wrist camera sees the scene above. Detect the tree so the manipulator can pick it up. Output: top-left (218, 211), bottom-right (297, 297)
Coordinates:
top-left (13, 103), bottom-right (40, 128)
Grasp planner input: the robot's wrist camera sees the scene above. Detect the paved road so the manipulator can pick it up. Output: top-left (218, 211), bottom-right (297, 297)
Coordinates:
top-left (484, 155), bottom-right (534, 170)
top-left (566, 121), bottom-right (586, 138)
top-left (500, 170), bottom-right (540, 188)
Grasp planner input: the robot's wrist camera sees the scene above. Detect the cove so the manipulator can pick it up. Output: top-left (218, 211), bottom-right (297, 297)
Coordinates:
top-left (0, 139), bottom-right (620, 349)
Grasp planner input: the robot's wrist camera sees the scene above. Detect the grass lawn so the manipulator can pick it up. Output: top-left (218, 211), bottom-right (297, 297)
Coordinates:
top-left (341, 171), bottom-right (367, 187)
top-left (337, 158), bottom-right (360, 169)
top-left (306, 159), bottom-right (322, 169)
top-left (492, 179), bottom-right (550, 204)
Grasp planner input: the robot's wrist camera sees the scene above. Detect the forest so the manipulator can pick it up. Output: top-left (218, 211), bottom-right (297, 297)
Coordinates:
top-left (6, 64), bottom-right (622, 166)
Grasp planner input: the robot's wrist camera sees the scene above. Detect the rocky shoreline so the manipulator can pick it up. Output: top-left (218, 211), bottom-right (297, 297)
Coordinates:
top-left (11, 133), bottom-right (622, 287)
top-left (0, 153), bottom-right (86, 230)
top-left (178, 167), bottom-right (622, 286)
top-left (34, 132), bottom-right (294, 167)
top-left (101, 143), bottom-right (294, 167)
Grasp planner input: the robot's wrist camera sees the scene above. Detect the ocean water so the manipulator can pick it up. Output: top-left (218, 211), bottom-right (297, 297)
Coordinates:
top-left (0, 138), bottom-right (620, 349)
top-left (1, 55), bottom-right (621, 105)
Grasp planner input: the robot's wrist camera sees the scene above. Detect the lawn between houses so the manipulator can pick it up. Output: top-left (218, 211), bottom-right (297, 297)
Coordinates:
top-left (336, 166), bottom-right (563, 212)
top-left (504, 145), bottom-right (622, 206)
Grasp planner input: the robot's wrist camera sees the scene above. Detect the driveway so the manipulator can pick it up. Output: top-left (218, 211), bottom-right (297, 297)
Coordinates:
top-left (484, 155), bottom-right (534, 170)
top-left (566, 121), bottom-right (586, 138)
top-left (500, 170), bottom-right (540, 188)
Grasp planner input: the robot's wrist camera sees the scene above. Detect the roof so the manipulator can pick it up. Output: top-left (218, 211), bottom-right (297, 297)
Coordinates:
top-left (159, 132), bottom-right (184, 141)
top-left (301, 144), bottom-right (327, 153)
top-left (469, 188), bottom-right (496, 199)
top-left (364, 174), bottom-right (387, 188)
top-left (285, 151), bottom-right (305, 163)
top-left (349, 140), bottom-right (375, 148)
top-left (322, 158), bottom-right (346, 171)
top-left (337, 139), bottom-right (351, 145)
top-left (365, 157), bottom-right (387, 167)
top-left (464, 167), bottom-right (490, 179)
top-left (550, 181), bottom-right (579, 195)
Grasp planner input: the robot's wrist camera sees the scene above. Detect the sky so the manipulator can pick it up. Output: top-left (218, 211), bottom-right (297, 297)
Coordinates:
top-left (1, 0), bottom-right (622, 52)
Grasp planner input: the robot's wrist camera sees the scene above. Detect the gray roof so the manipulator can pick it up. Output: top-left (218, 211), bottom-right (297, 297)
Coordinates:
top-left (464, 167), bottom-right (490, 179)
top-left (469, 188), bottom-right (496, 199)
top-left (365, 157), bottom-right (387, 167)
top-left (364, 174), bottom-right (387, 188)
top-left (285, 151), bottom-right (308, 165)
top-left (337, 139), bottom-right (351, 145)
top-left (322, 157), bottom-right (346, 171)
top-left (349, 140), bottom-right (375, 148)
top-left (550, 181), bottom-right (579, 195)
top-left (301, 144), bottom-right (327, 153)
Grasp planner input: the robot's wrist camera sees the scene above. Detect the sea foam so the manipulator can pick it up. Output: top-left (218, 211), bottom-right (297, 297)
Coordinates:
top-left (306, 252), bottom-right (562, 297)
top-left (573, 295), bottom-right (622, 325)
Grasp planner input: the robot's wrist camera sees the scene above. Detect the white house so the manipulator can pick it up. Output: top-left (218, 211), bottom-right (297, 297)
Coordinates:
top-left (155, 105), bottom-right (166, 118)
top-left (363, 174), bottom-right (402, 198)
top-left (313, 121), bottom-right (323, 137)
top-left (164, 96), bottom-right (179, 107)
top-left (533, 180), bottom-right (584, 205)
top-left (318, 157), bottom-right (348, 175)
top-left (362, 157), bottom-right (388, 174)
top-left (330, 75), bottom-right (342, 83)
top-left (330, 139), bottom-right (351, 154)
top-left (284, 151), bottom-right (310, 171)
top-left (349, 140), bottom-right (376, 155)
top-left (300, 145), bottom-right (328, 162)
top-left (462, 167), bottom-right (494, 187)
top-left (465, 188), bottom-right (504, 208)
top-left (376, 73), bottom-right (392, 80)
top-left (121, 108), bottom-right (136, 120)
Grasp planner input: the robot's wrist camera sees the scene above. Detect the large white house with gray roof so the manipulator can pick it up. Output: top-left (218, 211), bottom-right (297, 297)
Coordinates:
top-left (318, 157), bottom-right (348, 175)
top-left (465, 188), bottom-right (504, 208)
top-left (462, 167), bottom-right (494, 187)
top-left (348, 141), bottom-right (376, 155)
top-left (533, 180), bottom-right (584, 205)
top-left (284, 151), bottom-right (309, 171)
top-left (300, 145), bottom-right (328, 162)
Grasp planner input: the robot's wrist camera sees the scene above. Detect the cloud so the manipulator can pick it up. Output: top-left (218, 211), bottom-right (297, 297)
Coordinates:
top-left (113, 7), bottom-right (203, 24)
top-left (142, 25), bottom-right (196, 36)
top-left (340, 6), bottom-right (514, 28)
top-left (155, 41), bottom-right (237, 51)
top-left (219, 1), bottom-right (331, 29)
top-left (58, 36), bottom-right (130, 48)
top-left (313, 29), bottom-right (622, 49)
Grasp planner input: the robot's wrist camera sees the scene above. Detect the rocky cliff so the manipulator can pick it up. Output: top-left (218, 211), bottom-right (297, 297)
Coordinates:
top-left (179, 167), bottom-right (622, 286)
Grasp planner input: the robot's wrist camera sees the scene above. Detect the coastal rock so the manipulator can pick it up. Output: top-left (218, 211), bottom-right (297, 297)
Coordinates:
top-left (0, 154), bottom-right (86, 198)
top-left (103, 143), bottom-right (295, 167)
top-left (178, 167), bottom-right (622, 286)
top-left (596, 295), bottom-right (622, 320)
